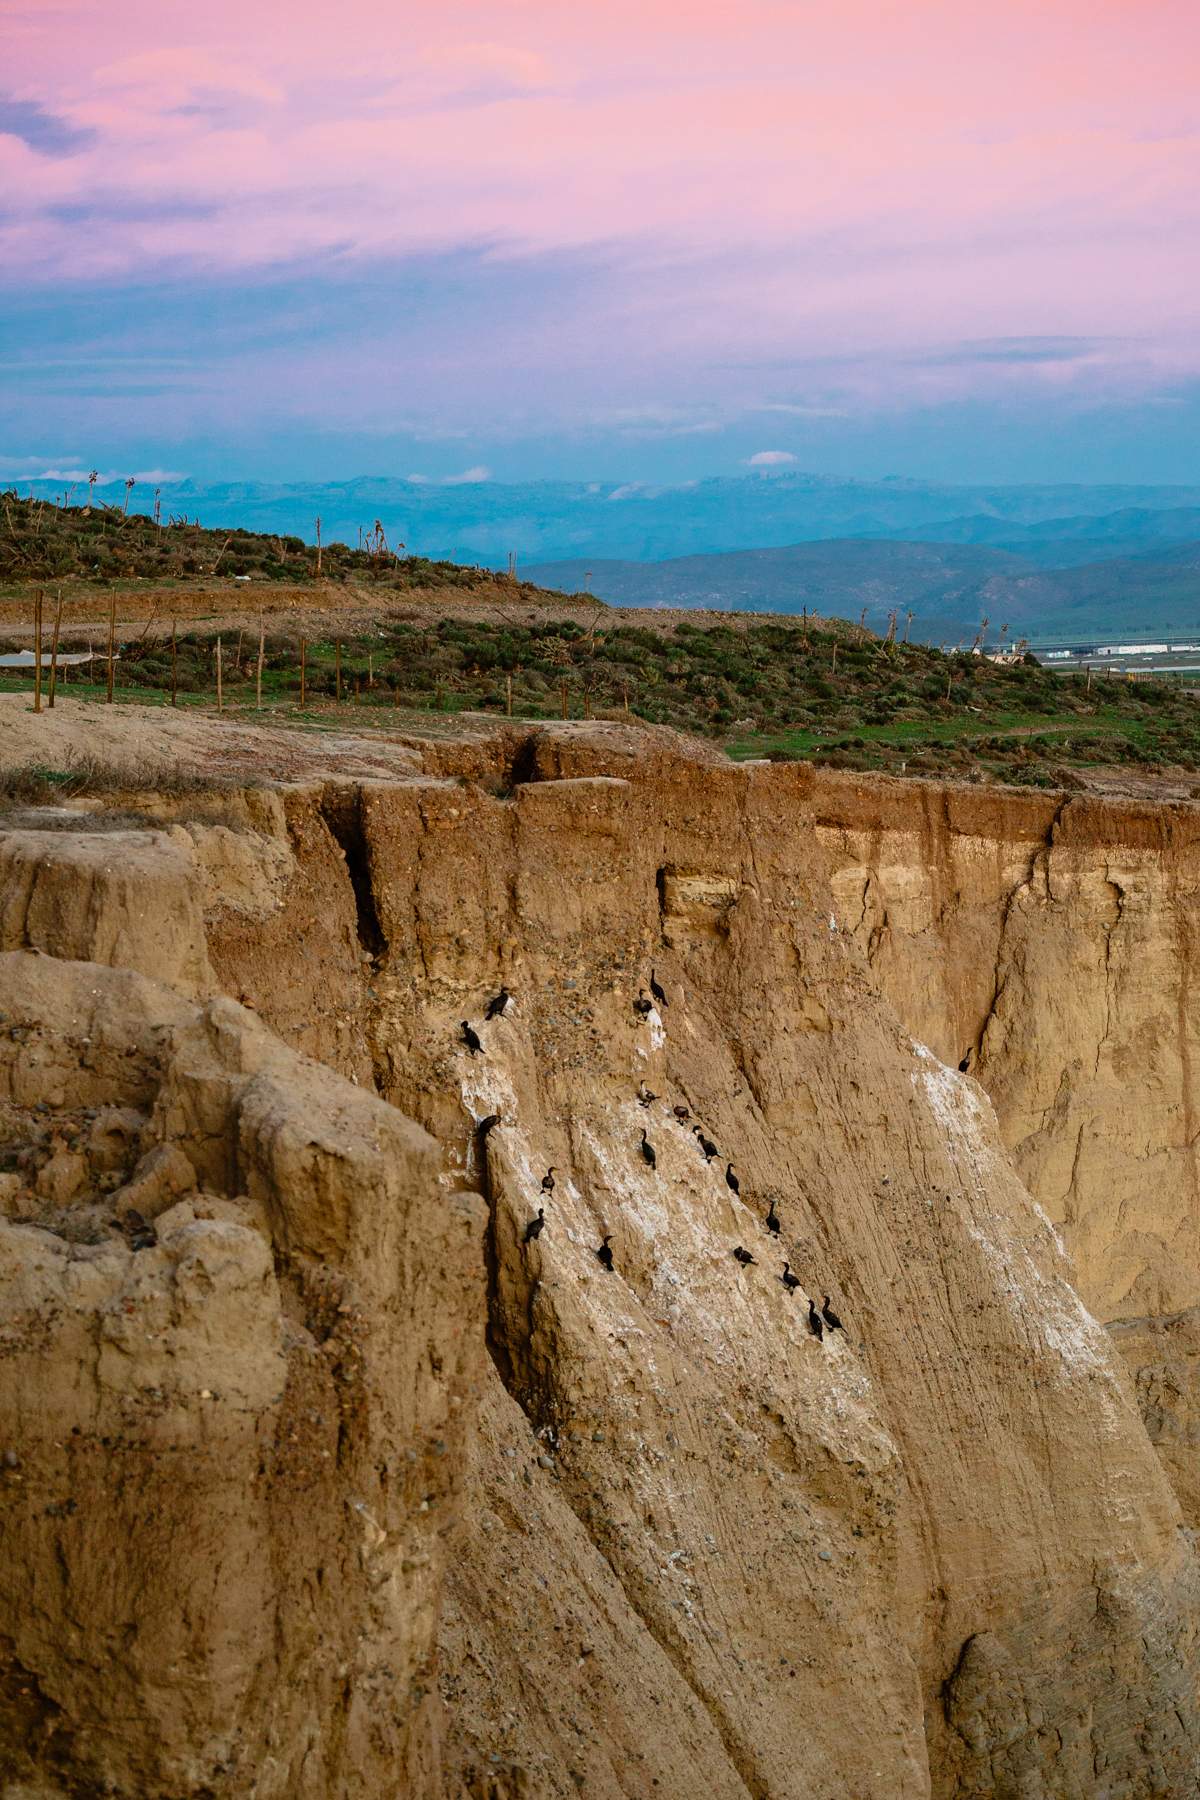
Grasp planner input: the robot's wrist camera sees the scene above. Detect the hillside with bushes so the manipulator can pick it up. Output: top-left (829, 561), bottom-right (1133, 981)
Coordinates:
top-left (0, 490), bottom-right (508, 593)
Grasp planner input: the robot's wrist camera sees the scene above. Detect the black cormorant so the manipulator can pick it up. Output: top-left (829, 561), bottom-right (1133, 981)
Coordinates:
top-left (634, 990), bottom-right (653, 1018)
top-left (733, 1245), bottom-right (756, 1266)
top-left (523, 1208), bottom-right (546, 1244)
top-left (461, 1021), bottom-right (483, 1056)
top-left (640, 1130), bottom-right (657, 1170)
top-left (485, 988), bottom-right (512, 1020)
top-left (693, 1126), bottom-right (718, 1161)
top-left (596, 1235), bottom-right (614, 1272)
top-left (673, 1104), bottom-right (690, 1123)
top-left (780, 1262), bottom-right (800, 1292)
top-left (725, 1163), bottom-right (740, 1196)
top-left (765, 1198), bottom-right (781, 1236)
top-left (650, 971), bottom-right (668, 1008)
top-left (821, 1294), bottom-right (844, 1331)
top-left (541, 1168), bottom-right (556, 1195)
top-left (807, 1300), bottom-right (824, 1341)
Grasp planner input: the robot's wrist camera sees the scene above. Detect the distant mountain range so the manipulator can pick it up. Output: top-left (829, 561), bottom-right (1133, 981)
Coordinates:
top-left (525, 535), bottom-right (1200, 645)
top-left (26, 471), bottom-right (1200, 566)
top-left (23, 470), bottom-right (1200, 641)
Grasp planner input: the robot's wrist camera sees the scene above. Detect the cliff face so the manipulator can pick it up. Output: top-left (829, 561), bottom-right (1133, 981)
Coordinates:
top-left (811, 778), bottom-right (1200, 1325)
top-left (3, 703), bottom-right (1200, 1798)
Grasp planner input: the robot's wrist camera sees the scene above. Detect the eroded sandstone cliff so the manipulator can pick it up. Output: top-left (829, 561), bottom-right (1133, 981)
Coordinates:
top-left (2, 698), bottom-right (1199, 1798)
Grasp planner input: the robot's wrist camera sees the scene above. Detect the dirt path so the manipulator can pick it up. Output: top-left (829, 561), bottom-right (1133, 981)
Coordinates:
top-left (0, 582), bottom-right (838, 644)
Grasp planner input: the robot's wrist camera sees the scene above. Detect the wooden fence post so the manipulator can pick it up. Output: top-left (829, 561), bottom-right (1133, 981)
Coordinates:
top-left (106, 594), bottom-right (116, 703)
top-left (47, 591), bottom-right (63, 708)
top-left (33, 590), bottom-right (43, 712)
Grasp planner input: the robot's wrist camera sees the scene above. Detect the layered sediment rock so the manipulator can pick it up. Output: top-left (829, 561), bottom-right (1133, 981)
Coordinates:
top-left (2, 707), bottom-right (1200, 1797)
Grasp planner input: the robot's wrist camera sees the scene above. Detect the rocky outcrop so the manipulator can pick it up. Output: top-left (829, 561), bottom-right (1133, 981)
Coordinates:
top-left (0, 954), bottom-right (483, 1798)
top-left (4, 710), bottom-right (1200, 1797)
top-left (0, 827), bottom-right (213, 994)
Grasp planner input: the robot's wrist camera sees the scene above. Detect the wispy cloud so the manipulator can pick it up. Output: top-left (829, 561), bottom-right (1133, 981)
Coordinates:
top-left (407, 464), bottom-right (492, 485)
top-left (760, 403), bottom-right (850, 420)
top-left (746, 449), bottom-right (797, 466)
top-left (0, 96), bottom-right (93, 155)
top-left (13, 465), bottom-right (188, 484)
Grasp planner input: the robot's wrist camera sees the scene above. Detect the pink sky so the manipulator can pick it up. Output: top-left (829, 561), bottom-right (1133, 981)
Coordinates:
top-left (2, 0), bottom-right (1199, 474)
top-left (4, 2), bottom-right (1197, 288)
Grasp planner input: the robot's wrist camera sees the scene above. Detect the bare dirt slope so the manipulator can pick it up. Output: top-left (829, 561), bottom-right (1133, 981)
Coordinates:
top-left (1, 699), bottom-right (1199, 1797)
top-left (0, 582), bottom-right (826, 642)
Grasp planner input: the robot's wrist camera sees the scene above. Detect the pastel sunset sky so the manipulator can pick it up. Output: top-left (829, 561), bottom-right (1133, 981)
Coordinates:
top-left (2, 0), bottom-right (1198, 485)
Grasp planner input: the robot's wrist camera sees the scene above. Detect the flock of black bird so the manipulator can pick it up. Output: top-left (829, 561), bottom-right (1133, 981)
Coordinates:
top-left (460, 973), bottom-right (846, 1345)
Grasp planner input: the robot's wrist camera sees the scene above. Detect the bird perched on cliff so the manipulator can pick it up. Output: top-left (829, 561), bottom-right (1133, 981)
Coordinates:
top-left (541, 1168), bottom-right (556, 1195)
top-left (807, 1300), bottom-right (825, 1341)
top-left (780, 1262), bottom-right (800, 1292)
top-left (119, 1208), bottom-right (157, 1252)
top-left (765, 1198), bottom-right (781, 1236)
top-left (485, 987), bottom-right (512, 1020)
top-left (650, 970), bottom-right (668, 1008)
top-left (693, 1126), bottom-right (718, 1162)
top-left (595, 1234), bottom-right (614, 1272)
top-left (460, 1021), bottom-right (483, 1057)
top-left (633, 990), bottom-right (653, 1018)
top-left (733, 1245), bottom-right (756, 1266)
top-left (673, 1104), bottom-right (690, 1123)
top-left (640, 1130), bottom-right (657, 1170)
top-left (725, 1163), bottom-right (740, 1197)
top-left (477, 1113), bottom-right (501, 1138)
top-left (638, 1082), bottom-right (658, 1108)
top-left (821, 1294), bottom-right (844, 1332)
top-left (958, 1050), bottom-right (972, 1073)
top-left (523, 1208), bottom-right (546, 1244)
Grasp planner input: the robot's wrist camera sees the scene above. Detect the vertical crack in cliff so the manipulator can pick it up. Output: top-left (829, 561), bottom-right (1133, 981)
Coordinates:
top-left (972, 806), bottom-right (1068, 1073)
top-left (480, 1144), bottom-right (518, 1396)
top-left (1096, 871), bottom-right (1126, 1081)
top-left (507, 731), bottom-right (543, 788)
top-left (319, 787), bottom-right (386, 958)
